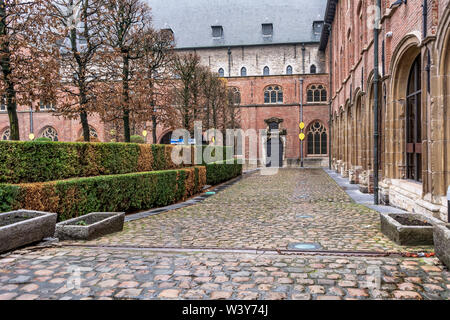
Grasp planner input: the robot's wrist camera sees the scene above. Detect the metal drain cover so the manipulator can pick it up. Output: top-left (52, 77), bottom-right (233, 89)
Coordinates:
top-left (296, 215), bottom-right (313, 219)
top-left (288, 243), bottom-right (322, 251)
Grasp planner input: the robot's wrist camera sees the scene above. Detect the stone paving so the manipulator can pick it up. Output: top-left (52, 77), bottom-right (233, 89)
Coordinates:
top-left (0, 168), bottom-right (448, 300)
top-left (77, 169), bottom-right (432, 253)
top-left (0, 248), bottom-right (448, 300)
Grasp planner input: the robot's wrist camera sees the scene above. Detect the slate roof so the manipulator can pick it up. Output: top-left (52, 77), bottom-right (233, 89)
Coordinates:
top-left (147, 0), bottom-right (328, 49)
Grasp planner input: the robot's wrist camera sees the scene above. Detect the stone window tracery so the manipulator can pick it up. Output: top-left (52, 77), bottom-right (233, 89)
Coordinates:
top-left (307, 121), bottom-right (327, 155)
top-left (1, 128), bottom-right (10, 140)
top-left (307, 84), bottom-right (327, 102)
top-left (41, 126), bottom-right (58, 141)
top-left (264, 85), bottom-right (283, 104)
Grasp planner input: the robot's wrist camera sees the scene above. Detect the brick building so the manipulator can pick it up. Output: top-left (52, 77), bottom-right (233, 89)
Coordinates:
top-left (321, 0), bottom-right (450, 221)
top-left (151, 0), bottom-right (330, 167)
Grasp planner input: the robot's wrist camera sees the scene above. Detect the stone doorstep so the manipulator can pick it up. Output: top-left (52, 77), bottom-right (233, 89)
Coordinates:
top-left (390, 179), bottom-right (423, 196)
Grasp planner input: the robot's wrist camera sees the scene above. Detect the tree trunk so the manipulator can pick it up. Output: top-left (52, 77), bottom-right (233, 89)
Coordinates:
top-left (0, 0), bottom-right (20, 140)
top-left (122, 54), bottom-right (131, 142)
top-left (80, 109), bottom-right (90, 142)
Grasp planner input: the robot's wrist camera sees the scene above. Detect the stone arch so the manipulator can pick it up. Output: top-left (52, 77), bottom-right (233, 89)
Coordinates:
top-left (158, 130), bottom-right (174, 145)
top-left (388, 34), bottom-right (422, 180)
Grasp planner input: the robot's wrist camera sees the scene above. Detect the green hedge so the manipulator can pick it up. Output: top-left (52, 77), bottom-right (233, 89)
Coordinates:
top-left (0, 141), bottom-right (234, 184)
top-left (206, 159), bottom-right (243, 186)
top-left (0, 166), bottom-right (206, 221)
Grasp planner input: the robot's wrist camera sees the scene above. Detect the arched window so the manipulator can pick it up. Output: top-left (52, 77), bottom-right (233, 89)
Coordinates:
top-left (307, 84), bottom-right (327, 102)
top-left (229, 87), bottom-right (241, 105)
top-left (80, 126), bottom-right (98, 139)
top-left (218, 68), bottom-right (225, 77)
top-left (240, 67), bottom-right (247, 77)
top-left (263, 66), bottom-right (270, 76)
top-left (1, 128), bottom-right (10, 140)
top-left (264, 85), bottom-right (283, 104)
top-left (286, 65), bottom-right (293, 75)
top-left (40, 126), bottom-right (58, 141)
top-left (406, 55), bottom-right (422, 182)
top-left (310, 64), bottom-right (317, 74)
top-left (307, 121), bottom-right (327, 155)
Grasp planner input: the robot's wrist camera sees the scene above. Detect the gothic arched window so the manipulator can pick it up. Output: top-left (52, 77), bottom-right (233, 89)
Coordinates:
top-left (218, 68), bottom-right (225, 77)
top-left (307, 121), bottom-right (327, 155)
top-left (240, 67), bottom-right (247, 77)
top-left (263, 66), bottom-right (270, 76)
top-left (264, 85), bottom-right (283, 104)
top-left (229, 87), bottom-right (241, 105)
top-left (1, 128), bottom-right (10, 140)
top-left (40, 126), bottom-right (58, 141)
top-left (286, 65), bottom-right (293, 75)
top-left (310, 64), bottom-right (317, 74)
top-left (307, 84), bottom-right (327, 102)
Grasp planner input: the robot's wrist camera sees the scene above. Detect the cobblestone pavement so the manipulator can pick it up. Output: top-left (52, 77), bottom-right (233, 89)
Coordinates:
top-left (77, 169), bottom-right (433, 253)
top-left (0, 248), bottom-right (448, 300)
top-left (1, 168), bottom-right (448, 300)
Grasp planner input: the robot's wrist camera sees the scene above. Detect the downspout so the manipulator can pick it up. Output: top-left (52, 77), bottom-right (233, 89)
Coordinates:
top-left (227, 47), bottom-right (232, 77)
top-left (422, 0), bottom-right (428, 38)
top-left (300, 78), bottom-right (304, 168)
top-left (327, 23), bottom-right (333, 170)
top-left (373, 0), bottom-right (381, 205)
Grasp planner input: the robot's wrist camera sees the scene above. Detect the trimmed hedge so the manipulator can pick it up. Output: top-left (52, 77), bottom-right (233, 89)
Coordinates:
top-left (206, 160), bottom-right (243, 186)
top-left (0, 141), bottom-right (233, 184)
top-left (0, 166), bottom-right (206, 221)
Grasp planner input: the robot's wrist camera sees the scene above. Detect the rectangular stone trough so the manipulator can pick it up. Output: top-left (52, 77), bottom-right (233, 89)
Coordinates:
top-left (434, 223), bottom-right (450, 268)
top-left (0, 210), bottom-right (58, 253)
top-left (380, 213), bottom-right (443, 246)
top-left (55, 212), bottom-right (125, 241)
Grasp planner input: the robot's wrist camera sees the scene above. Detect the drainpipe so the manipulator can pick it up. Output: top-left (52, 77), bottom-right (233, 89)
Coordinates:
top-left (227, 47), bottom-right (232, 77)
top-left (327, 23), bottom-right (333, 170)
top-left (300, 78), bottom-right (304, 168)
top-left (422, 0), bottom-right (428, 38)
top-left (373, 0), bottom-right (381, 205)
top-left (29, 107), bottom-right (34, 137)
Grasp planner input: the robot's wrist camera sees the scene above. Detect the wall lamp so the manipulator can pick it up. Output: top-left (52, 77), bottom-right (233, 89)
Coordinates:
top-left (390, 0), bottom-right (407, 9)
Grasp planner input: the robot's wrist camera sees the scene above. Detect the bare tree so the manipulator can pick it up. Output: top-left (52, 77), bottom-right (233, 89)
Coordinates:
top-left (101, 0), bottom-right (151, 142)
top-left (0, 0), bottom-right (59, 140)
top-left (171, 53), bottom-right (206, 133)
top-left (135, 28), bottom-right (174, 143)
top-left (48, 0), bottom-right (109, 142)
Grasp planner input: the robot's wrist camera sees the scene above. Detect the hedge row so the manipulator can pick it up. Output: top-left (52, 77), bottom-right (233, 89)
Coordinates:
top-left (206, 160), bottom-right (243, 186)
top-left (0, 166), bottom-right (206, 221)
top-left (0, 141), bottom-right (233, 184)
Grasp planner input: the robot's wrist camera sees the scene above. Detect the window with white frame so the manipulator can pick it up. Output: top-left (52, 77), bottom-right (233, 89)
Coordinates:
top-left (264, 85), bottom-right (283, 104)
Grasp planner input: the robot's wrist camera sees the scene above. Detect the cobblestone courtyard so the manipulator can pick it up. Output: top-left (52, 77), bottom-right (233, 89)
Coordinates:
top-left (0, 169), bottom-right (449, 300)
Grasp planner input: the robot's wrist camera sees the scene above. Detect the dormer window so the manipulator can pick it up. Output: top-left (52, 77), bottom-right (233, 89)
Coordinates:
top-left (211, 26), bottom-right (224, 39)
top-left (262, 23), bottom-right (273, 37)
top-left (313, 21), bottom-right (324, 36)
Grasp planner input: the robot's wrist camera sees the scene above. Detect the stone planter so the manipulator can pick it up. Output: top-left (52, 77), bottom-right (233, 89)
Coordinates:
top-left (434, 224), bottom-right (450, 268)
top-left (0, 210), bottom-right (57, 253)
top-left (380, 213), bottom-right (443, 246)
top-left (55, 212), bottom-right (125, 241)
